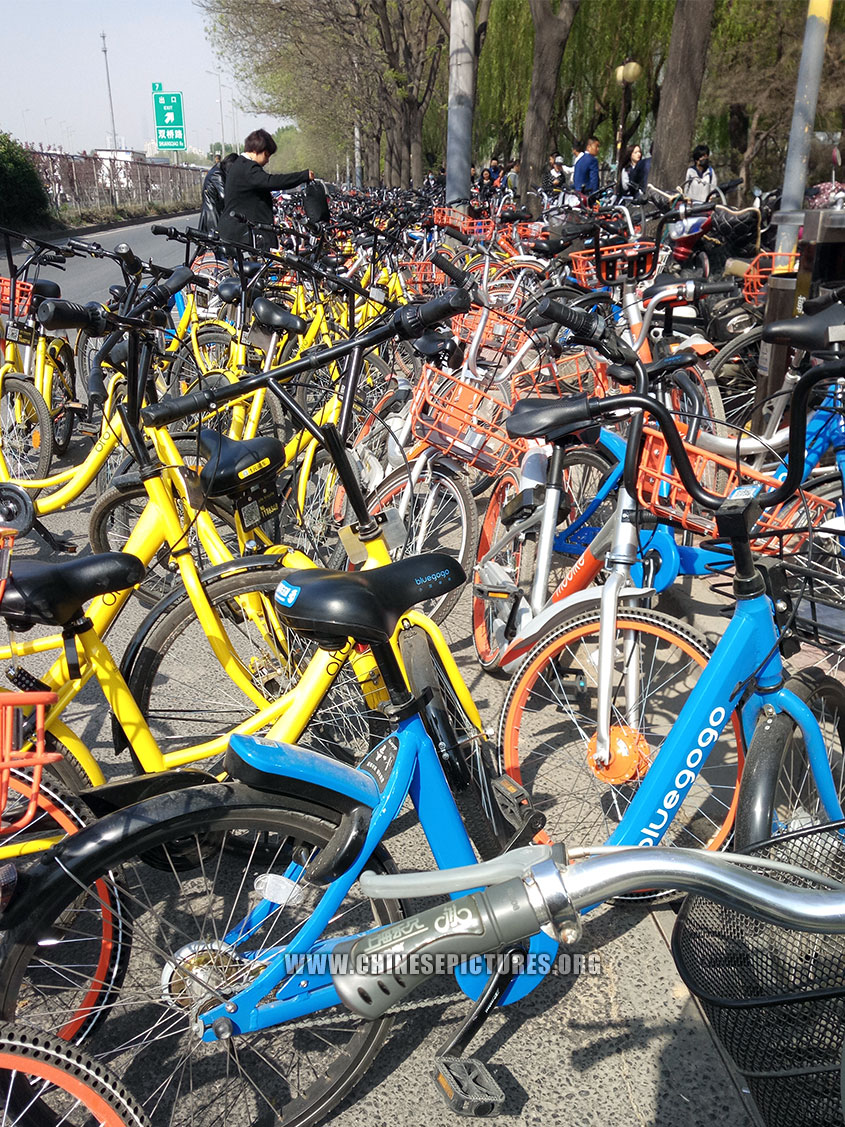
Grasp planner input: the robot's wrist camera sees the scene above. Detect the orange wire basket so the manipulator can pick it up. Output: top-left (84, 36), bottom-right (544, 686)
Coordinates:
top-left (410, 352), bottom-right (603, 475)
top-left (741, 252), bottom-right (799, 305)
top-left (568, 242), bottom-right (659, 289)
top-left (0, 278), bottom-right (34, 321)
top-left (0, 690), bottom-right (61, 835)
top-left (637, 424), bottom-right (836, 554)
top-left (453, 307), bottom-right (529, 358)
top-left (432, 206), bottom-right (473, 233)
top-left (399, 260), bottom-right (447, 295)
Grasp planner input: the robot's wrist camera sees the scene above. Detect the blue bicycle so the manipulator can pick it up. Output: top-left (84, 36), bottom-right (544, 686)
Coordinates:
top-left (1, 342), bottom-right (843, 1125)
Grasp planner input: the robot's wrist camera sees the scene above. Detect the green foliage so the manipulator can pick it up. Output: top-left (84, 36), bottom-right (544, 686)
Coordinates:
top-left (0, 133), bottom-right (51, 227)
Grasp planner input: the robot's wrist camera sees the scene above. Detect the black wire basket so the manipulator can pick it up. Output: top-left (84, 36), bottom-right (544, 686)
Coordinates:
top-left (672, 822), bottom-right (845, 1127)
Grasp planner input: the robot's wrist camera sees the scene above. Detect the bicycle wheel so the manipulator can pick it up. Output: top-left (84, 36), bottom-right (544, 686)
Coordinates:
top-left (498, 608), bottom-right (743, 850)
top-left (0, 786), bottom-right (403, 1127)
top-left (44, 340), bottom-right (76, 456)
top-left (0, 1024), bottom-right (150, 1127)
top-left (0, 377), bottom-right (53, 482)
top-left (165, 325), bottom-right (238, 392)
top-left (119, 563), bottom-right (388, 767)
top-left (734, 668), bottom-right (845, 850)
top-left (367, 462), bottom-right (477, 623)
top-left (89, 482), bottom-right (241, 608)
top-left (707, 325), bottom-right (763, 429)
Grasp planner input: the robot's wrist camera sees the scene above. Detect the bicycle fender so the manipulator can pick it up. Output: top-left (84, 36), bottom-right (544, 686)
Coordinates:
top-left (498, 586), bottom-right (655, 675)
top-left (78, 767), bottom-right (219, 819)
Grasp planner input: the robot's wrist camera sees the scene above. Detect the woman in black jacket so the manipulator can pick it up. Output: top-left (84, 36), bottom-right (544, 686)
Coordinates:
top-left (218, 128), bottom-right (313, 249)
top-left (197, 152), bottom-right (238, 235)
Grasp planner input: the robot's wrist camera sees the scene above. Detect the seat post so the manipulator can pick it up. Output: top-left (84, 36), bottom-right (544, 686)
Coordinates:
top-left (368, 639), bottom-right (414, 710)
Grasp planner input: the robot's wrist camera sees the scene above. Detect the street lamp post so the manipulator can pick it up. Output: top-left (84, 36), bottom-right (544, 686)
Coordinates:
top-left (222, 85), bottom-right (238, 152)
top-left (614, 58), bottom-right (642, 172)
top-left (207, 71), bottom-right (226, 155)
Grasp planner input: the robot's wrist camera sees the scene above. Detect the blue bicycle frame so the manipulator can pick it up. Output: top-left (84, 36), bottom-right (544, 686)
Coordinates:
top-left (193, 711), bottom-right (559, 1041)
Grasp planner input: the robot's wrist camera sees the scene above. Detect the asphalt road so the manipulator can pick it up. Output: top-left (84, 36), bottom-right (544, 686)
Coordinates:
top-left (11, 221), bottom-right (761, 1127)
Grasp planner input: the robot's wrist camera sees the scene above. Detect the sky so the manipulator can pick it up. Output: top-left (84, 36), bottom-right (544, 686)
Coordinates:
top-left (0, 0), bottom-right (290, 159)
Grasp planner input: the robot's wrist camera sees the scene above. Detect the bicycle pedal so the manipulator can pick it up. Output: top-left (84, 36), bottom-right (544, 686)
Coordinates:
top-left (77, 420), bottom-right (100, 437)
top-left (433, 1056), bottom-right (505, 1117)
top-left (7, 666), bottom-right (51, 694)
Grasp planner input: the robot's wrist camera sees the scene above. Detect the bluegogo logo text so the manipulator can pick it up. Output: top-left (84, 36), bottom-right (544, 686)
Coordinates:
top-left (275, 582), bottom-right (301, 607)
top-left (415, 570), bottom-right (450, 586)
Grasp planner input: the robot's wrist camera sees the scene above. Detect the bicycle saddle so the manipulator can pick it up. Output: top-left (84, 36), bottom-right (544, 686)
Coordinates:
top-left (251, 296), bottom-right (308, 336)
top-left (506, 395), bottom-right (600, 444)
top-left (197, 429), bottom-right (285, 497)
top-left (1, 552), bottom-right (145, 630)
top-left (273, 553), bottom-right (465, 646)
top-left (216, 278), bottom-right (242, 304)
top-left (762, 302), bottom-right (845, 350)
top-left (31, 278), bottom-right (61, 303)
top-left (528, 237), bottom-right (569, 257)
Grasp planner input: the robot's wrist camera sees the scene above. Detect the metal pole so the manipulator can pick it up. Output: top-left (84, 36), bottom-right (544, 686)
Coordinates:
top-left (101, 33), bottom-right (119, 150)
top-left (217, 74), bottom-right (226, 154)
top-left (445, 0), bottom-right (476, 208)
top-left (776, 0), bottom-right (833, 254)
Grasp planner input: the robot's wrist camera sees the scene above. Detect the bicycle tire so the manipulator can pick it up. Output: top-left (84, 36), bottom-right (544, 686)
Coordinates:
top-left (0, 772), bottom-right (128, 1047)
top-left (707, 325), bottom-right (763, 430)
top-left (0, 784), bottom-right (403, 1127)
top-left (0, 377), bottom-right (53, 483)
top-left (399, 626), bottom-right (501, 859)
top-left (0, 1023), bottom-right (151, 1127)
top-left (117, 562), bottom-right (389, 769)
top-left (367, 462), bottom-right (477, 623)
top-left (88, 482), bottom-right (241, 608)
top-left (165, 324), bottom-right (238, 392)
top-left (734, 667), bottom-right (845, 850)
top-left (498, 607), bottom-right (743, 850)
top-left (45, 340), bottom-right (76, 456)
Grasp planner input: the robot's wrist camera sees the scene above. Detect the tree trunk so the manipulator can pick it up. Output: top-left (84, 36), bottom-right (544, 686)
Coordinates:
top-left (399, 102), bottom-right (412, 186)
top-left (384, 120), bottom-right (400, 187)
top-left (519, 0), bottom-right (581, 209)
top-left (649, 0), bottom-right (717, 194)
top-left (409, 100), bottom-right (424, 188)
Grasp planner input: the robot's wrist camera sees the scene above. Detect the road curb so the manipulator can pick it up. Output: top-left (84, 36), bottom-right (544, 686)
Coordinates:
top-left (11, 208), bottom-right (199, 249)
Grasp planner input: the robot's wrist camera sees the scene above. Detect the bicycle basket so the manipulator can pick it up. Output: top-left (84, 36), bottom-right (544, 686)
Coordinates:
top-left (0, 690), bottom-right (60, 835)
top-left (673, 822), bottom-right (845, 1127)
top-left (453, 307), bottom-right (528, 358)
top-left (636, 424), bottom-right (836, 554)
top-left (568, 241), bottom-right (658, 289)
top-left (0, 278), bottom-right (34, 321)
top-left (743, 252), bottom-right (799, 305)
top-left (399, 260), bottom-right (447, 295)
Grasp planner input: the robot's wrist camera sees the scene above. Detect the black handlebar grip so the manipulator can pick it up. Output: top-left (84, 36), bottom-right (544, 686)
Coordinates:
top-left (685, 202), bottom-right (714, 216)
top-left (804, 285), bottom-right (845, 316)
top-left (36, 300), bottom-right (107, 333)
top-left (443, 225), bottom-right (471, 245)
top-left (534, 297), bottom-right (603, 341)
top-left (394, 288), bottom-right (472, 339)
top-left (114, 243), bottom-right (143, 277)
top-left (431, 252), bottom-right (471, 288)
top-left (88, 365), bottom-right (108, 408)
top-left (697, 281), bottom-right (738, 296)
top-left (140, 388), bottom-right (214, 429)
top-left (151, 225), bottom-right (178, 239)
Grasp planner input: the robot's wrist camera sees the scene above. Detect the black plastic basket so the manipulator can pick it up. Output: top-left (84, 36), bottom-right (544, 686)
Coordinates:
top-left (672, 822), bottom-right (845, 1127)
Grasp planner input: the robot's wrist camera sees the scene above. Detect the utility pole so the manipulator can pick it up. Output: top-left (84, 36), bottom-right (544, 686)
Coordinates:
top-left (445, 0), bottom-right (476, 208)
top-left (776, 0), bottom-right (833, 254)
top-left (101, 32), bottom-right (119, 150)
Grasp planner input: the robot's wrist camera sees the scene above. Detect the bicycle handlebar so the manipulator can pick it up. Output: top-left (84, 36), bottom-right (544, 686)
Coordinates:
top-left (140, 287), bottom-right (471, 429)
top-left (430, 251), bottom-right (472, 288)
top-left (36, 300), bottom-right (109, 333)
top-left (334, 847), bottom-right (845, 1020)
top-left (114, 243), bottom-right (143, 278)
top-left (804, 284), bottom-right (845, 316)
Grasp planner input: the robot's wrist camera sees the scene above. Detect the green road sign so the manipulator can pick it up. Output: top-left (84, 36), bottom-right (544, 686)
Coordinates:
top-left (152, 91), bottom-right (186, 151)
top-left (151, 82), bottom-right (162, 92)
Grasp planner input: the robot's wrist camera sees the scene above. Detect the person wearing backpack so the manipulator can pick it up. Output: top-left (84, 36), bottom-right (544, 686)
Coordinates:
top-left (683, 144), bottom-right (717, 203)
